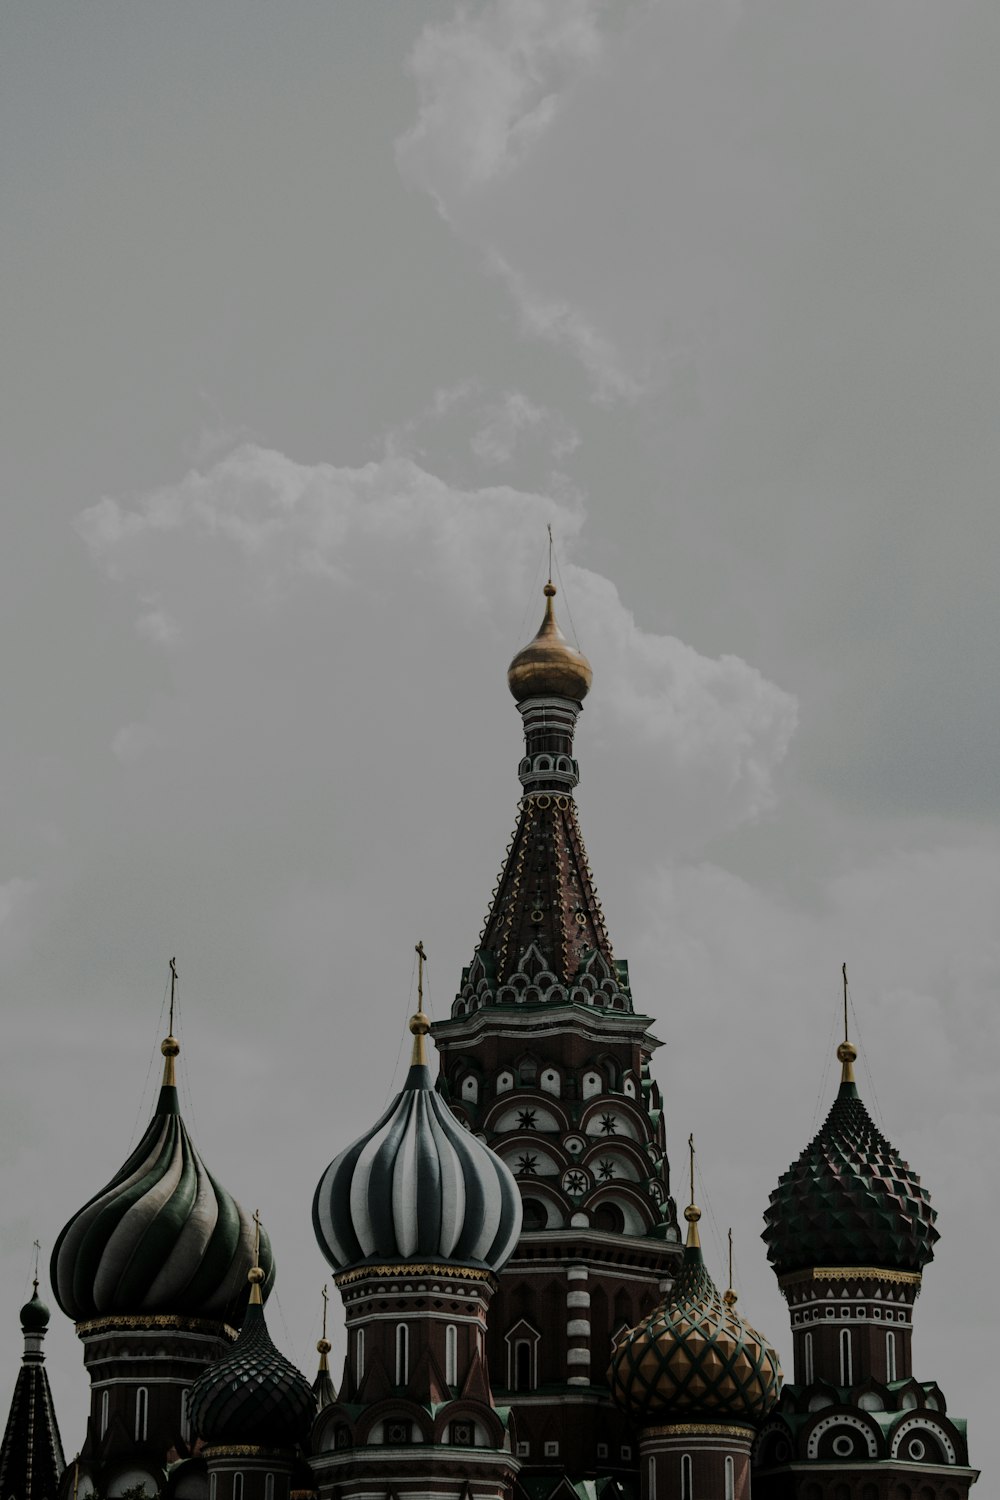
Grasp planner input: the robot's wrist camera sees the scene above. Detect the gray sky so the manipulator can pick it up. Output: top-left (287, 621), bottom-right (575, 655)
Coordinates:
top-left (2, 0), bottom-right (997, 1479)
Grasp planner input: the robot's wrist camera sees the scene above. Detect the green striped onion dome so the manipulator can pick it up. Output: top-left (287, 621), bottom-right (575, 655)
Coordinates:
top-left (762, 1055), bottom-right (938, 1279)
top-left (609, 1231), bottom-right (781, 1425)
top-left (187, 1277), bottom-right (314, 1449)
top-left (20, 1282), bottom-right (51, 1332)
top-left (51, 1039), bottom-right (274, 1324)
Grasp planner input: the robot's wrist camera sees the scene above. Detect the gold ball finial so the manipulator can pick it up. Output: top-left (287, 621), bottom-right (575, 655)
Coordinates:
top-left (837, 1040), bottom-right (857, 1064)
top-left (247, 1266), bottom-right (265, 1286)
top-left (317, 1337), bottom-right (332, 1355)
top-left (161, 1035), bottom-right (180, 1057)
top-left (724, 1287), bottom-right (738, 1308)
top-left (409, 1011), bottom-right (430, 1037)
top-left (543, 581), bottom-right (556, 597)
top-left (684, 1203), bottom-right (702, 1224)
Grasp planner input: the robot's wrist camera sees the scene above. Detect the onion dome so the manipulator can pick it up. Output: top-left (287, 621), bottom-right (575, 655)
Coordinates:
top-left (20, 1283), bottom-right (50, 1334)
top-left (188, 1256), bottom-right (314, 1449)
top-left (51, 1027), bottom-right (274, 1324)
top-left (762, 1039), bottom-right (938, 1279)
top-left (507, 582), bottom-right (592, 704)
top-left (313, 1003), bottom-right (522, 1275)
top-left (610, 1171), bottom-right (781, 1426)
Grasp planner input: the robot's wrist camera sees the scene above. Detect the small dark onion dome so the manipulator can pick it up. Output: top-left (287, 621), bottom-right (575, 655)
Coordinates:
top-left (507, 582), bottom-right (592, 704)
top-left (610, 1204), bottom-right (781, 1425)
top-left (762, 1041), bottom-right (939, 1278)
top-left (20, 1282), bottom-right (51, 1333)
top-left (313, 1011), bottom-right (522, 1275)
top-left (188, 1266), bottom-right (314, 1449)
top-left (51, 1034), bottom-right (274, 1323)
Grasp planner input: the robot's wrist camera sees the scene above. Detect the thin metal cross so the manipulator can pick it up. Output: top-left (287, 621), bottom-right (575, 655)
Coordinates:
top-left (415, 941), bottom-right (427, 1011)
top-left (169, 957), bottom-right (178, 1035)
top-left (842, 962), bottom-right (849, 1044)
top-left (728, 1227), bottom-right (734, 1289)
top-left (252, 1209), bottom-right (262, 1266)
top-left (547, 523), bottom-right (554, 584)
top-left (688, 1133), bottom-right (695, 1206)
top-left (32, 1239), bottom-right (41, 1287)
top-left (321, 1284), bottom-right (329, 1342)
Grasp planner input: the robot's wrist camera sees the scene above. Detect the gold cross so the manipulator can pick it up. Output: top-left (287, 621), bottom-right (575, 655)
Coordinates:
top-left (252, 1209), bottom-right (262, 1267)
top-left (415, 941), bottom-right (427, 1011)
top-left (169, 957), bottom-right (178, 1034)
top-left (688, 1133), bottom-right (695, 1207)
top-left (321, 1284), bottom-right (329, 1341)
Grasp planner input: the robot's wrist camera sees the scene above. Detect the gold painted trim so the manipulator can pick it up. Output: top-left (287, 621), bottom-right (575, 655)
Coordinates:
top-left (76, 1314), bottom-right (236, 1337)
top-left (334, 1263), bottom-right (495, 1287)
top-left (203, 1445), bottom-right (292, 1460)
top-left (778, 1267), bottom-right (922, 1289)
top-left (643, 1423), bottom-right (754, 1440)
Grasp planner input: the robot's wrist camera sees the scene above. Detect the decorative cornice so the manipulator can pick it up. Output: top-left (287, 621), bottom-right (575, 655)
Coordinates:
top-left (778, 1267), bottom-right (922, 1290)
top-left (643, 1422), bottom-right (755, 1439)
top-left (202, 1445), bottom-right (293, 1460)
top-left (76, 1314), bottom-right (236, 1337)
top-left (333, 1263), bottom-right (496, 1288)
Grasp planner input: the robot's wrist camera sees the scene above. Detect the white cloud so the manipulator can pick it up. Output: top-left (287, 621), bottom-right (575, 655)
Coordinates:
top-left (78, 443), bottom-right (796, 848)
top-left (397, 0), bottom-right (610, 204)
top-left (471, 390), bottom-right (579, 465)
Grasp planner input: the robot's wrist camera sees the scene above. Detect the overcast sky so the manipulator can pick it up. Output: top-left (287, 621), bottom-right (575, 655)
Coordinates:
top-left (2, 0), bottom-right (997, 1480)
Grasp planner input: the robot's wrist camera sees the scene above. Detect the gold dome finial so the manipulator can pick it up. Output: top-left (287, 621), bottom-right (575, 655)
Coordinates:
top-left (248, 1210), bottom-right (265, 1304)
top-left (838, 963), bottom-right (857, 1083)
top-left (410, 941), bottom-right (431, 1065)
top-left (685, 1133), bottom-right (701, 1248)
top-left (317, 1284), bottom-right (331, 1368)
top-left (724, 1227), bottom-right (738, 1307)
top-left (507, 565), bottom-right (592, 705)
top-left (161, 958), bottom-right (181, 1086)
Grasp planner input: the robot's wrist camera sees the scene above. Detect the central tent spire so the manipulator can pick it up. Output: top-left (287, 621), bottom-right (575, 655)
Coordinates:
top-left (455, 577), bottom-right (630, 1012)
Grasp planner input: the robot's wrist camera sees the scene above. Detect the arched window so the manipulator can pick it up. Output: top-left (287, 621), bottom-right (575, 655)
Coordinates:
top-left (804, 1331), bottom-right (815, 1384)
top-left (209, 1475), bottom-right (217, 1500)
top-left (725, 1456), bottom-right (735, 1500)
top-left (680, 1454), bottom-right (693, 1500)
top-left (100, 1390), bottom-right (109, 1437)
top-left (355, 1327), bottom-right (365, 1381)
top-left (446, 1324), bottom-right (458, 1386)
top-left (264, 1475), bottom-right (274, 1500)
top-left (180, 1396), bottom-right (190, 1444)
top-left (515, 1339), bottom-right (533, 1391)
top-left (396, 1323), bottom-right (409, 1385)
top-left (134, 1386), bottom-right (148, 1442)
top-left (646, 1457), bottom-right (655, 1499)
top-left (233, 1475), bottom-right (244, 1500)
top-left (840, 1327), bottom-right (853, 1386)
top-left (886, 1330), bottom-right (897, 1381)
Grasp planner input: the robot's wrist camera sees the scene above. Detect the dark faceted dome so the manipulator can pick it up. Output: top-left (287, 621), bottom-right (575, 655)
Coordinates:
top-left (763, 1069), bottom-right (938, 1279)
top-left (610, 1235), bottom-right (781, 1425)
top-left (313, 1015), bottom-right (521, 1276)
top-left (51, 1042), bottom-right (274, 1324)
top-left (507, 584), bottom-right (592, 704)
top-left (20, 1284), bottom-right (50, 1332)
top-left (188, 1296), bottom-right (314, 1449)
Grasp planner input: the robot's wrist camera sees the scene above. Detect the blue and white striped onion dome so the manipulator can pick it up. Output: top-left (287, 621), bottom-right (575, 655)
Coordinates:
top-left (312, 1012), bottom-right (522, 1275)
top-left (51, 1035), bottom-right (274, 1324)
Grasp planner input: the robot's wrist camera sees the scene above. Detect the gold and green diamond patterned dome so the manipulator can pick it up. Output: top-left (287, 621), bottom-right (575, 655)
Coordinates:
top-left (762, 1041), bottom-right (939, 1279)
top-left (609, 1201), bottom-right (781, 1427)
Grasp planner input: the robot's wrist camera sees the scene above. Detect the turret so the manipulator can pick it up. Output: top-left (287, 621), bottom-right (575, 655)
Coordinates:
top-left (0, 1274), bottom-right (66, 1500)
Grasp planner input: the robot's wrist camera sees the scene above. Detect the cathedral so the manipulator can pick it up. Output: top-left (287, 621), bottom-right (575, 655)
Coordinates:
top-left (1, 580), bottom-right (978, 1500)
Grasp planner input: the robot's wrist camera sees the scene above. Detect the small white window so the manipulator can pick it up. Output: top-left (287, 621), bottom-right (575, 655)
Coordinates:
top-left (541, 1070), bottom-right (560, 1097)
top-left (646, 1457), bottom-right (655, 1499)
top-left (840, 1327), bottom-right (853, 1386)
top-left (725, 1455), bottom-right (735, 1500)
top-left (804, 1331), bottom-right (814, 1385)
top-left (583, 1072), bottom-right (602, 1099)
top-left (497, 1071), bottom-right (514, 1095)
top-left (135, 1386), bottom-right (148, 1442)
top-left (461, 1076), bottom-right (479, 1103)
top-left (396, 1323), bottom-right (409, 1385)
top-left (544, 1442), bottom-right (559, 1457)
top-left (680, 1453), bottom-right (693, 1500)
top-left (356, 1327), bottom-right (365, 1381)
top-left (100, 1390), bottom-right (109, 1437)
top-left (210, 1475), bottom-right (217, 1500)
top-left (446, 1324), bottom-right (458, 1386)
top-left (886, 1331), bottom-right (897, 1381)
